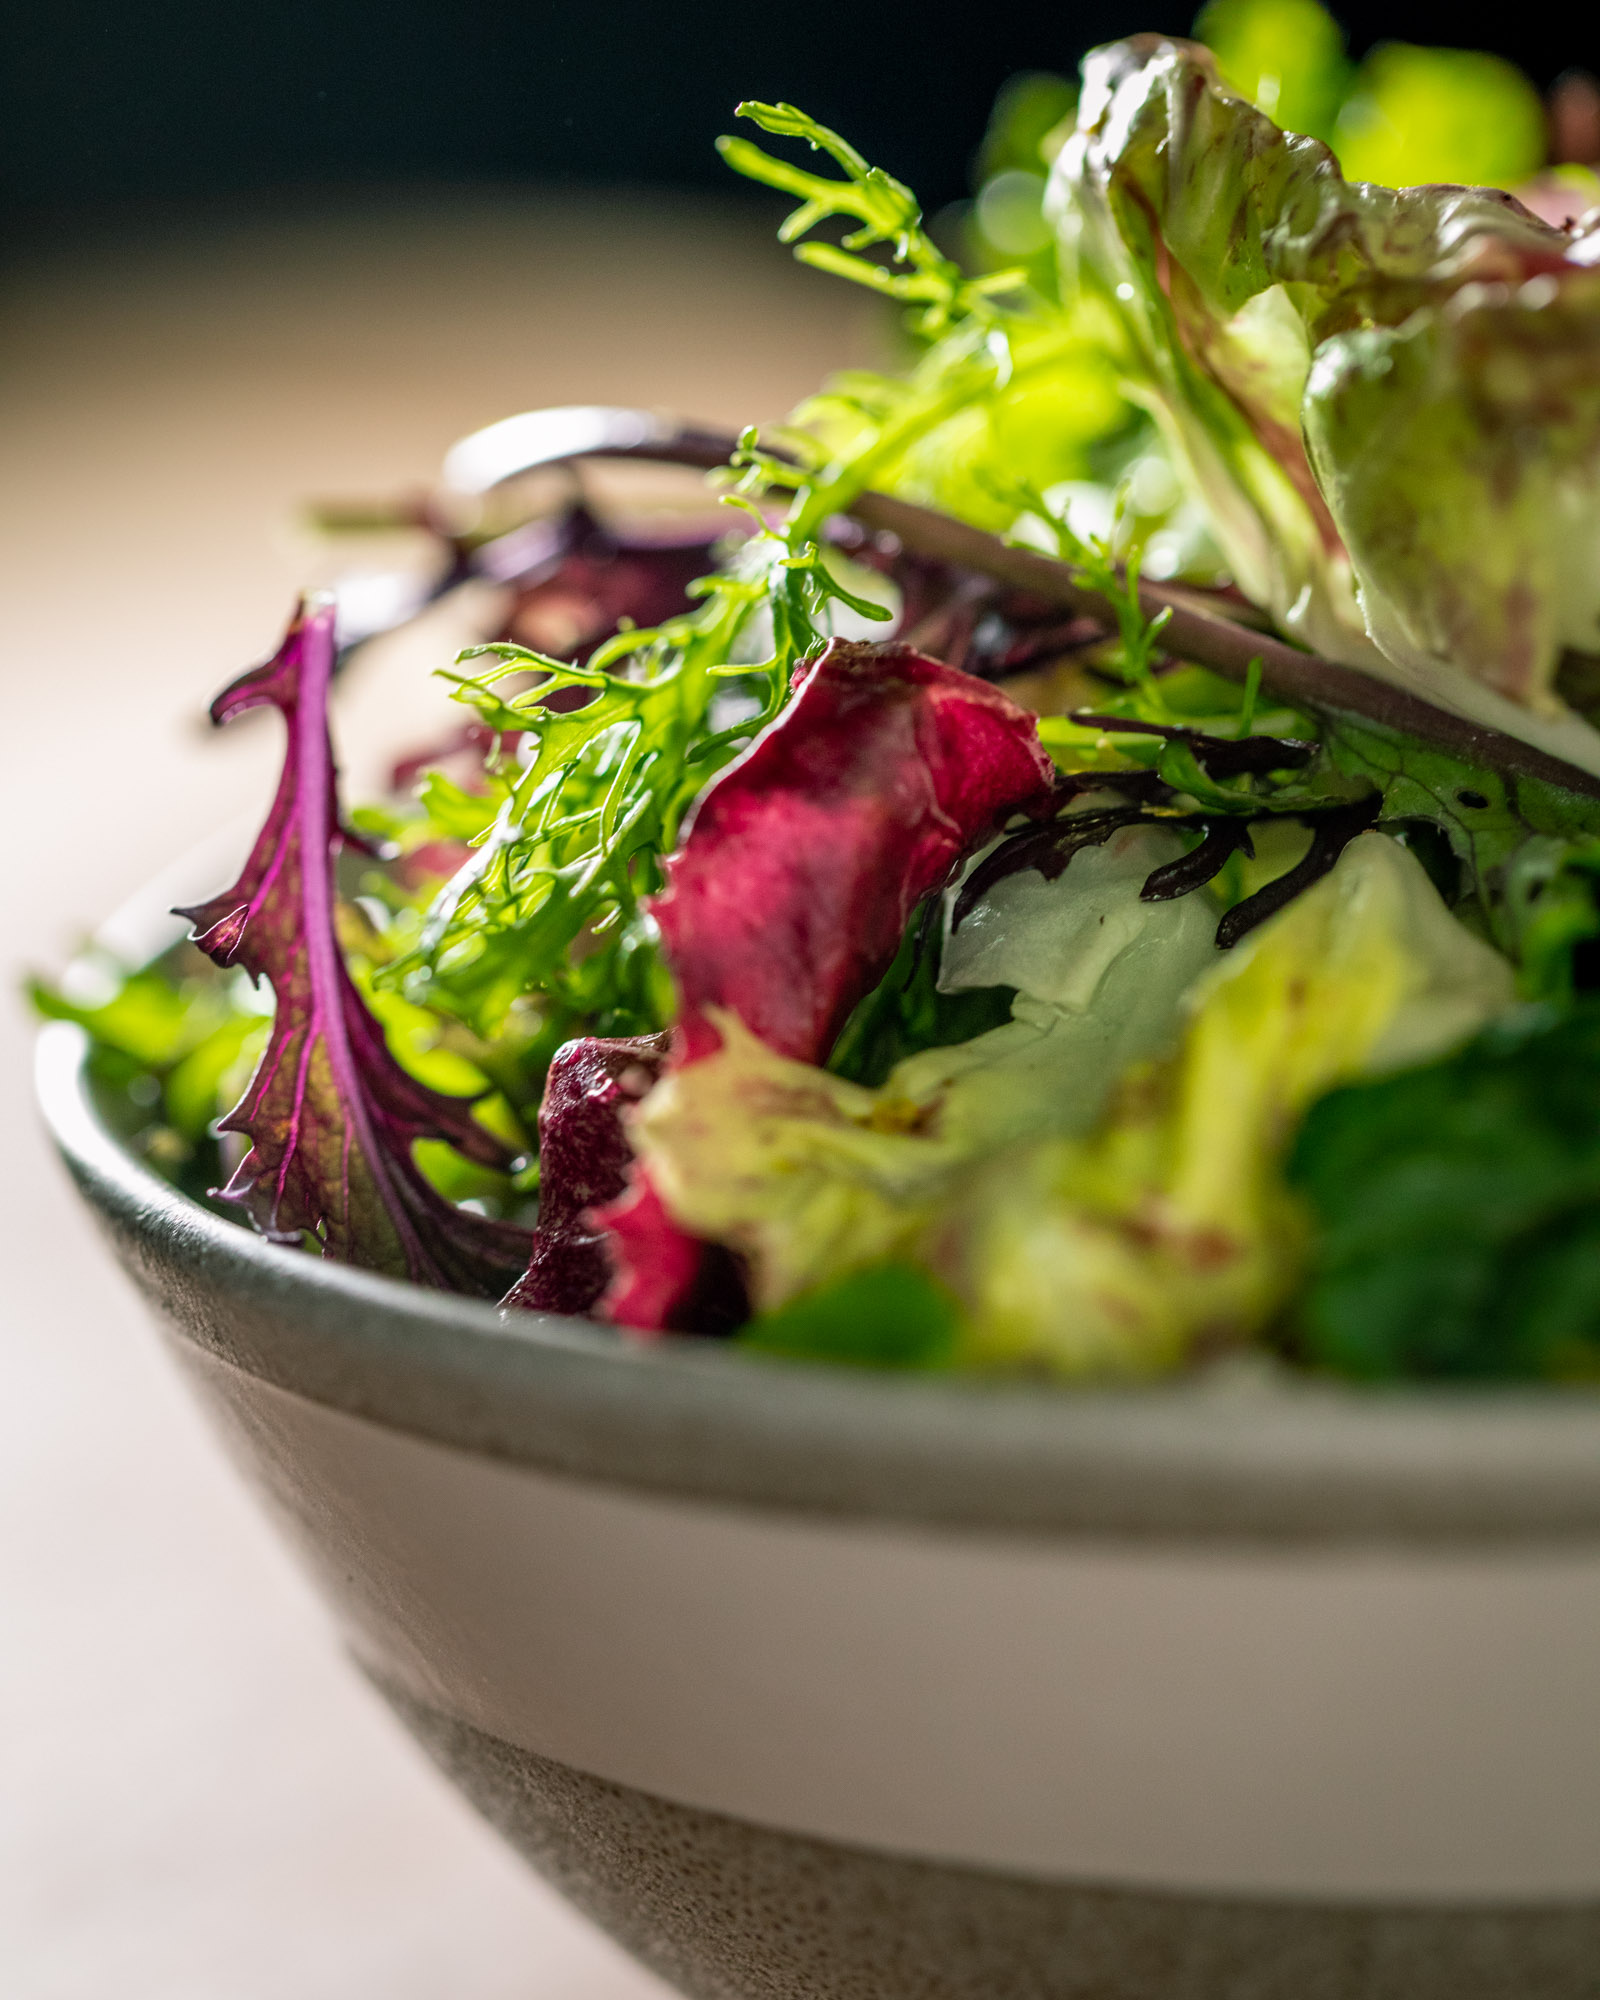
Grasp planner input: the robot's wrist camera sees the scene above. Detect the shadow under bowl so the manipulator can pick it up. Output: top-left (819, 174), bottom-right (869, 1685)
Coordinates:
top-left (37, 1020), bottom-right (1600, 2000)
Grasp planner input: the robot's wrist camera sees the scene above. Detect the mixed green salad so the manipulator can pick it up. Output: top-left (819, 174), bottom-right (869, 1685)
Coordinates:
top-left (42, 5), bottom-right (1600, 1381)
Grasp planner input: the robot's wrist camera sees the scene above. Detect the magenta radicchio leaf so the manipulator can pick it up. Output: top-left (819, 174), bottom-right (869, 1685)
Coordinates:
top-left (566, 639), bottom-right (1059, 1332)
top-left (177, 596), bottom-right (531, 1295)
top-left (653, 638), bottom-right (1060, 1065)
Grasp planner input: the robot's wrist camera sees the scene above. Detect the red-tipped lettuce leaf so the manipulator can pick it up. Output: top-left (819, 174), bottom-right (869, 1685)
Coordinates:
top-left (177, 597), bottom-right (530, 1295)
top-left (591, 639), bottom-right (1058, 1330)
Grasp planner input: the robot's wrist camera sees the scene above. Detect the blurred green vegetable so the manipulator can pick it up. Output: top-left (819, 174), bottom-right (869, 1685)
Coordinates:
top-left (30, 956), bottom-right (269, 1142)
top-left (741, 1262), bottom-right (962, 1368)
top-left (1291, 1003), bottom-right (1600, 1378)
top-left (968, 71), bottom-right (1081, 277)
top-left (1334, 44), bottom-right (1548, 190)
top-left (1195, 0), bottom-right (1351, 142)
top-left (1195, 0), bottom-right (1550, 190)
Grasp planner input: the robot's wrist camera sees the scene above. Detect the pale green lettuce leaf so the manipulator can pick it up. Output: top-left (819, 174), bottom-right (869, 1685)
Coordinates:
top-left (939, 822), bottom-right (1219, 1016)
top-left (949, 833), bottom-right (1516, 1376)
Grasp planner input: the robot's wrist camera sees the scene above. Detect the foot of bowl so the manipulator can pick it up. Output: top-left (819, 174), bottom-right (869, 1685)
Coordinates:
top-left (378, 1678), bottom-right (1600, 2000)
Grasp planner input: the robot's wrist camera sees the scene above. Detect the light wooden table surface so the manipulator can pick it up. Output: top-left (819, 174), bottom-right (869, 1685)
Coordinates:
top-left (0, 189), bottom-right (870, 1999)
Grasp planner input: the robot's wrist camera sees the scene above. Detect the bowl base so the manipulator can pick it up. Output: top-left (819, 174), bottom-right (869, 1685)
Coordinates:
top-left (378, 1676), bottom-right (1600, 2000)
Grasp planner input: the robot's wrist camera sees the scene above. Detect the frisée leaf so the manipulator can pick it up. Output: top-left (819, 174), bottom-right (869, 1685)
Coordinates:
top-left (717, 102), bottom-right (1025, 338)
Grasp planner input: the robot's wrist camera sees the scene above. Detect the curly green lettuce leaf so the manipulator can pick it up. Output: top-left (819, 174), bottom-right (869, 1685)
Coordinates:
top-left (1290, 1003), bottom-right (1600, 1379)
top-left (1047, 36), bottom-right (1600, 774)
top-left (949, 833), bottom-right (1515, 1375)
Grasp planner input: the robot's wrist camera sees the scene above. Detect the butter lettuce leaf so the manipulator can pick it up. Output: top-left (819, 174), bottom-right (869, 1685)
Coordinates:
top-left (950, 834), bottom-right (1515, 1375)
top-left (940, 822), bottom-right (1222, 1012)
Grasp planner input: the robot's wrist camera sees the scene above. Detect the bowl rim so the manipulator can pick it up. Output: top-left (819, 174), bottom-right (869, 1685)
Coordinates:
top-left (39, 1016), bottom-right (1600, 1546)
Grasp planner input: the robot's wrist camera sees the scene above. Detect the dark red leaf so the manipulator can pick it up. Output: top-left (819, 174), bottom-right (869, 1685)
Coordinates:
top-left (177, 597), bottom-right (531, 1295)
top-left (500, 1032), bottom-right (670, 1315)
top-left (652, 638), bottom-right (1060, 1066)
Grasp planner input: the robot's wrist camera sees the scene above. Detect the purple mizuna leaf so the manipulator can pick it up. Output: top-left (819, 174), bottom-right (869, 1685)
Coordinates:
top-left (176, 596), bottom-right (531, 1295)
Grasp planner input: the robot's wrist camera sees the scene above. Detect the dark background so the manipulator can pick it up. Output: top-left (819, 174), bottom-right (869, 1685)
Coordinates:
top-left (3, 2), bottom-right (1594, 234)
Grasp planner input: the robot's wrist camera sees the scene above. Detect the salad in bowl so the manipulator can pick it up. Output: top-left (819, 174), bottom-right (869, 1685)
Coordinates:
top-left (38, 16), bottom-right (1600, 1998)
top-left (42, 16), bottom-right (1600, 1389)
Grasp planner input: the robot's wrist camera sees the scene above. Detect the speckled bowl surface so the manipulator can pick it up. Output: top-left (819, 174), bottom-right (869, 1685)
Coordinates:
top-left (37, 1017), bottom-right (1600, 2000)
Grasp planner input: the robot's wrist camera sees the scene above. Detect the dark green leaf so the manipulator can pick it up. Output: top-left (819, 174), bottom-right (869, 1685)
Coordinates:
top-left (1290, 1003), bottom-right (1600, 1379)
top-left (740, 1261), bottom-right (962, 1368)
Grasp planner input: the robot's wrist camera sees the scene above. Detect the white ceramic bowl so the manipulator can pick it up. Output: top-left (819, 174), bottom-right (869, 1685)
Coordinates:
top-left (38, 1018), bottom-right (1600, 1999)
